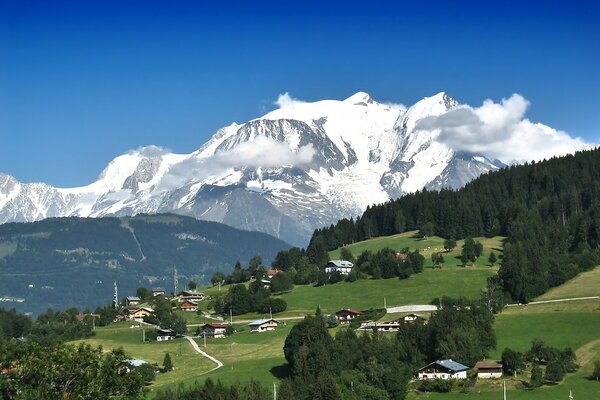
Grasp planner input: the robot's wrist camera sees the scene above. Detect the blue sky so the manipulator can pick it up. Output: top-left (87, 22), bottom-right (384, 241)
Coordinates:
top-left (1, 0), bottom-right (599, 187)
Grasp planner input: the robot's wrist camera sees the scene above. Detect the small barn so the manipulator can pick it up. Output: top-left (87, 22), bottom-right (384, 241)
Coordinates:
top-left (156, 328), bottom-right (176, 341)
top-left (475, 360), bottom-right (503, 379)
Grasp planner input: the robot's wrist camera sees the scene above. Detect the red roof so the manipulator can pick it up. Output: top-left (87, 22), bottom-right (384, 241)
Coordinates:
top-left (265, 269), bottom-right (281, 276)
top-left (181, 301), bottom-right (198, 307)
top-left (204, 323), bottom-right (228, 328)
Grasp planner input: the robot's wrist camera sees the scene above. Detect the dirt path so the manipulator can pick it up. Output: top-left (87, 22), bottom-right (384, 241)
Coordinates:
top-left (185, 336), bottom-right (223, 374)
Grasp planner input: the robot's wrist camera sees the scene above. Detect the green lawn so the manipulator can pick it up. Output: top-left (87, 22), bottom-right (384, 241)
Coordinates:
top-left (536, 265), bottom-right (600, 301)
top-left (72, 322), bottom-right (215, 391)
top-left (276, 268), bottom-right (497, 315)
top-left (328, 231), bottom-right (505, 269)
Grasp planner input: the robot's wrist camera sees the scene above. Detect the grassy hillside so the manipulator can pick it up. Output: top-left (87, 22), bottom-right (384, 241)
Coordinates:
top-left (329, 231), bottom-right (504, 268)
top-left (536, 265), bottom-right (600, 300)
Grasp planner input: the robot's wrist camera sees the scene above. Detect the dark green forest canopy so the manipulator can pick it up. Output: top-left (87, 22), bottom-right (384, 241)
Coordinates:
top-left (309, 148), bottom-right (600, 302)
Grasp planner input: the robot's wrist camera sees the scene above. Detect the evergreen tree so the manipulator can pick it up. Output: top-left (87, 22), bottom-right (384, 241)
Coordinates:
top-left (163, 352), bottom-right (173, 372)
top-left (530, 365), bottom-right (543, 388)
top-left (187, 280), bottom-right (197, 290)
top-left (443, 238), bottom-right (456, 252)
top-left (488, 251), bottom-right (497, 266)
top-left (544, 361), bottom-right (565, 383)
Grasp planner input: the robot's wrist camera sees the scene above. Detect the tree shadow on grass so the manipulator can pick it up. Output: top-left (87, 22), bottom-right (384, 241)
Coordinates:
top-left (269, 364), bottom-right (290, 379)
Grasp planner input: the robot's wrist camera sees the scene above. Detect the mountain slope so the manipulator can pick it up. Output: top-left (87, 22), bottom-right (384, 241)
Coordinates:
top-left (0, 92), bottom-right (503, 245)
top-left (0, 214), bottom-right (290, 315)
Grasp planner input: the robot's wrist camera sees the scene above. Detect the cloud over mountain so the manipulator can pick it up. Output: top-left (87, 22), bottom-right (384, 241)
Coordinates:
top-left (416, 94), bottom-right (591, 163)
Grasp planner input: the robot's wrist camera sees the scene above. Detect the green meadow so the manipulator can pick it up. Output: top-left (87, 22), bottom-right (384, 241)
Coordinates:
top-left (328, 230), bottom-right (505, 269)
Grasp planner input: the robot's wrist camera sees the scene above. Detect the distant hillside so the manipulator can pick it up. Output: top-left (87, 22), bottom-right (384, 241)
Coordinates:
top-left (0, 214), bottom-right (290, 315)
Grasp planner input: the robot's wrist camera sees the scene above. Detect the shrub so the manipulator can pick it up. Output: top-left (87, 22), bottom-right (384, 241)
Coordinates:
top-left (419, 379), bottom-right (453, 392)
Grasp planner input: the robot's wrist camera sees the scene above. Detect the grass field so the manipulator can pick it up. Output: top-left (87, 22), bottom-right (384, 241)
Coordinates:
top-left (276, 268), bottom-right (497, 315)
top-left (536, 265), bottom-right (600, 301)
top-left (72, 322), bottom-right (216, 391)
top-left (406, 295), bottom-right (600, 400)
top-left (328, 231), bottom-right (505, 269)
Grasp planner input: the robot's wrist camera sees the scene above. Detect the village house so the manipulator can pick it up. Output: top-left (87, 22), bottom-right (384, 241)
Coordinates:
top-left (357, 320), bottom-right (402, 332)
top-left (156, 328), bottom-right (176, 341)
top-left (177, 290), bottom-right (206, 303)
top-left (248, 318), bottom-right (279, 333)
top-left (201, 323), bottom-right (228, 338)
top-left (265, 269), bottom-right (281, 279)
top-left (335, 308), bottom-right (363, 324)
top-left (125, 296), bottom-right (141, 306)
top-left (416, 359), bottom-right (469, 380)
top-left (474, 360), bottom-right (503, 379)
top-left (124, 307), bottom-right (155, 322)
top-left (152, 288), bottom-right (166, 297)
top-left (325, 260), bottom-right (354, 275)
top-left (180, 300), bottom-right (198, 312)
top-left (401, 313), bottom-right (425, 323)
top-left (119, 359), bottom-right (147, 373)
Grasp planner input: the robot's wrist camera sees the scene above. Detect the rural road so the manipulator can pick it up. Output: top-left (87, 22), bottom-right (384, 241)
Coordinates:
top-left (506, 296), bottom-right (599, 307)
top-left (185, 336), bottom-right (223, 374)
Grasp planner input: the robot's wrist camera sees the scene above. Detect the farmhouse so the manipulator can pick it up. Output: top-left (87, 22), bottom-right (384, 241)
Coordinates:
top-left (357, 320), bottom-right (401, 332)
top-left (201, 323), bottom-right (228, 338)
top-left (124, 307), bottom-right (155, 322)
top-left (335, 308), bottom-right (363, 324)
top-left (125, 296), bottom-right (141, 306)
top-left (178, 290), bottom-right (205, 302)
top-left (180, 300), bottom-right (198, 312)
top-left (152, 288), bottom-right (166, 297)
top-left (475, 360), bottom-right (503, 379)
top-left (156, 328), bottom-right (176, 341)
top-left (248, 318), bottom-right (279, 333)
top-left (325, 260), bottom-right (353, 275)
top-left (416, 359), bottom-right (469, 380)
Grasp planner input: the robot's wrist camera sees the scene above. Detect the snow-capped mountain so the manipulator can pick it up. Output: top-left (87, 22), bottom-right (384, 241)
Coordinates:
top-left (0, 92), bottom-right (503, 245)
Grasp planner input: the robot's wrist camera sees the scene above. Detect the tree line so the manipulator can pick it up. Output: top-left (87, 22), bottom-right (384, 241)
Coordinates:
top-left (308, 148), bottom-right (600, 302)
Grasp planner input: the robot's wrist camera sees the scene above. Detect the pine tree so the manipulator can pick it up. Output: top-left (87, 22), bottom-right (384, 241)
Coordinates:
top-left (163, 352), bottom-right (173, 372)
top-left (488, 251), bottom-right (497, 266)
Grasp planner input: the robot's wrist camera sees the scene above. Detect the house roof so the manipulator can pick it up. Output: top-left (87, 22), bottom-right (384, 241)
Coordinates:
top-left (327, 260), bottom-right (354, 268)
top-left (126, 296), bottom-right (141, 301)
top-left (153, 288), bottom-right (165, 292)
top-left (475, 360), bottom-right (502, 369)
top-left (419, 359), bottom-right (470, 373)
top-left (336, 308), bottom-right (363, 315)
top-left (180, 290), bottom-right (204, 296)
top-left (157, 328), bottom-right (175, 334)
top-left (248, 318), bottom-right (278, 326)
top-left (265, 269), bottom-right (281, 276)
top-left (124, 359), bottom-right (147, 367)
top-left (204, 323), bottom-right (228, 329)
top-left (181, 300), bottom-right (198, 306)
top-left (139, 307), bottom-right (155, 312)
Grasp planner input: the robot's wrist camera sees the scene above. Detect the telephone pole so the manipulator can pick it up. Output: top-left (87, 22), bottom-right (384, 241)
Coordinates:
top-left (174, 267), bottom-right (179, 295)
top-left (113, 281), bottom-right (119, 308)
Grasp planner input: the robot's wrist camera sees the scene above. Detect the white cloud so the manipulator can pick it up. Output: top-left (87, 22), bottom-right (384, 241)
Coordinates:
top-left (382, 102), bottom-right (407, 112)
top-left (415, 94), bottom-right (592, 163)
top-left (274, 92), bottom-right (305, 109)
top-left (128, 145), bottom-right (171, 157)
top-left (158, 136), bottom-right (315, 191)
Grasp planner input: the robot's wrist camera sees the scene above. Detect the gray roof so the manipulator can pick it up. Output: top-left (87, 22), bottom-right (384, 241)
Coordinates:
top-left (124, 359), bottom-right (147, 367)
top-left (126, 296), bottom-right (140, 301)
top-left (327, 260), bottom-right (354, 268)
top-left (420, 359), bottom-right (469, 372)
top-left (248, 318), bottom-right (278, 326)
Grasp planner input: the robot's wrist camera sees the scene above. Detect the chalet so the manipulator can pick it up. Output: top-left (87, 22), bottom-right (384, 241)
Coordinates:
top-left (401, 313), bottom-right (425, 323)
top-left (124, 307), bottom-right (155, 322)
top-left (335, 308), bottom-right (363, 324)
top-left (265, 269), bottom-right (281, 279)
top-left (248, 318), bottom-right (279, 333)
top-left (152, 288), bottom-right (166, 297)
top-left (475, 360), bottom-right (503, 379)
top-left (396, 252), bottom-right (408, 261)
top-left (416, 359), bottom-right (469, 380)
top-left (357, 320), bottom-right (402, 332)
top-left (325, 260), bottom-right (353, 275)
top-left (178, 290), bottom-right (206, 302)
top-left (180, 300), bottom-right (198, 312)
top-left (201, 323), bottom-right (228, 338)
top-left (156, 328), bottom-right (176, 341)
top-left (125, 296), bottom-right (141, 306)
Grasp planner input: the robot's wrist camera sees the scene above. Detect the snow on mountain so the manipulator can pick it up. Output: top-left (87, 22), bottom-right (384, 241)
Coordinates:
top-left (0, 92), bottom-right (504, 245)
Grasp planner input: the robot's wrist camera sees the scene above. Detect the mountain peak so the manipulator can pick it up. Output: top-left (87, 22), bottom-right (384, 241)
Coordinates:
top-left (344, 91), bottom-right (374, 105)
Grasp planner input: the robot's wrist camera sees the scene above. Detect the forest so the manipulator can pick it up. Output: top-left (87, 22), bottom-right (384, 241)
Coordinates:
top-left (308, 148), bottom-right (600, 302)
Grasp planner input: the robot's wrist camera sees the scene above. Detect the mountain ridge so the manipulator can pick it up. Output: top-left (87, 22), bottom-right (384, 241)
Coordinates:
top-left (0, 92), bottom-right (504, 245)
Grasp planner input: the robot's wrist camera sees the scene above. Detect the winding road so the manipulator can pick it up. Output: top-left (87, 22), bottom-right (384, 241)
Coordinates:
top-left (185, 336), bottom-right (223, 375)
